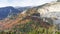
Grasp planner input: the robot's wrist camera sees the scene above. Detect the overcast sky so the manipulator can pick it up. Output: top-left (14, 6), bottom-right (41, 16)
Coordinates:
top-left (0, 0), bottom-right (57, 7)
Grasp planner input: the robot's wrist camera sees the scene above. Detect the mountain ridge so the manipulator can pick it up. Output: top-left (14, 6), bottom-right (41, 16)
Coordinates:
top-left (0, 6), bottom-right (32, 20)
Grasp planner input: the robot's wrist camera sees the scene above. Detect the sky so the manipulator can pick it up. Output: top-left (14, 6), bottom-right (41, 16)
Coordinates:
top-left (0, 0), bottom-right (57, 7)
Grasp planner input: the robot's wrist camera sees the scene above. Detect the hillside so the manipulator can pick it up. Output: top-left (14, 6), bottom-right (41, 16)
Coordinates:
top-left (0, 6), bottom-right (54, 34)
top-left (0, 2), bottom-right (60, 34)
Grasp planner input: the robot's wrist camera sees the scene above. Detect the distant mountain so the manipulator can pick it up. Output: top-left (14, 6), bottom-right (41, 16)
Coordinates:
top-left (16, 6), bottom-right (33, 12)
top-left (0, 6), bottom-right (32, 20)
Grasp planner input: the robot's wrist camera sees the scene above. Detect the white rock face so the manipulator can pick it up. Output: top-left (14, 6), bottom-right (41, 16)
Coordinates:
top-left (38, 2), bottom-right (60, 24)
top-left (38, 2), bottom-right (60, 18)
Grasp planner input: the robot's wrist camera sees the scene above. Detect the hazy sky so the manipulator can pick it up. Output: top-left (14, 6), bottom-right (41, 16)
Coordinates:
top-left (0, 0), bottom-right (57, 7)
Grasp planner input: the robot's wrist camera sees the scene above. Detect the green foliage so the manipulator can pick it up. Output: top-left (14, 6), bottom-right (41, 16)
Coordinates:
top-left (0, 21), bottom-right (60, 34)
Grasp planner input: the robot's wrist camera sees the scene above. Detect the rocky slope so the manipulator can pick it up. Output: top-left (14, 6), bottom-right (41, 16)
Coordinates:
top-left (0, 2), bottom-right (59, 31)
